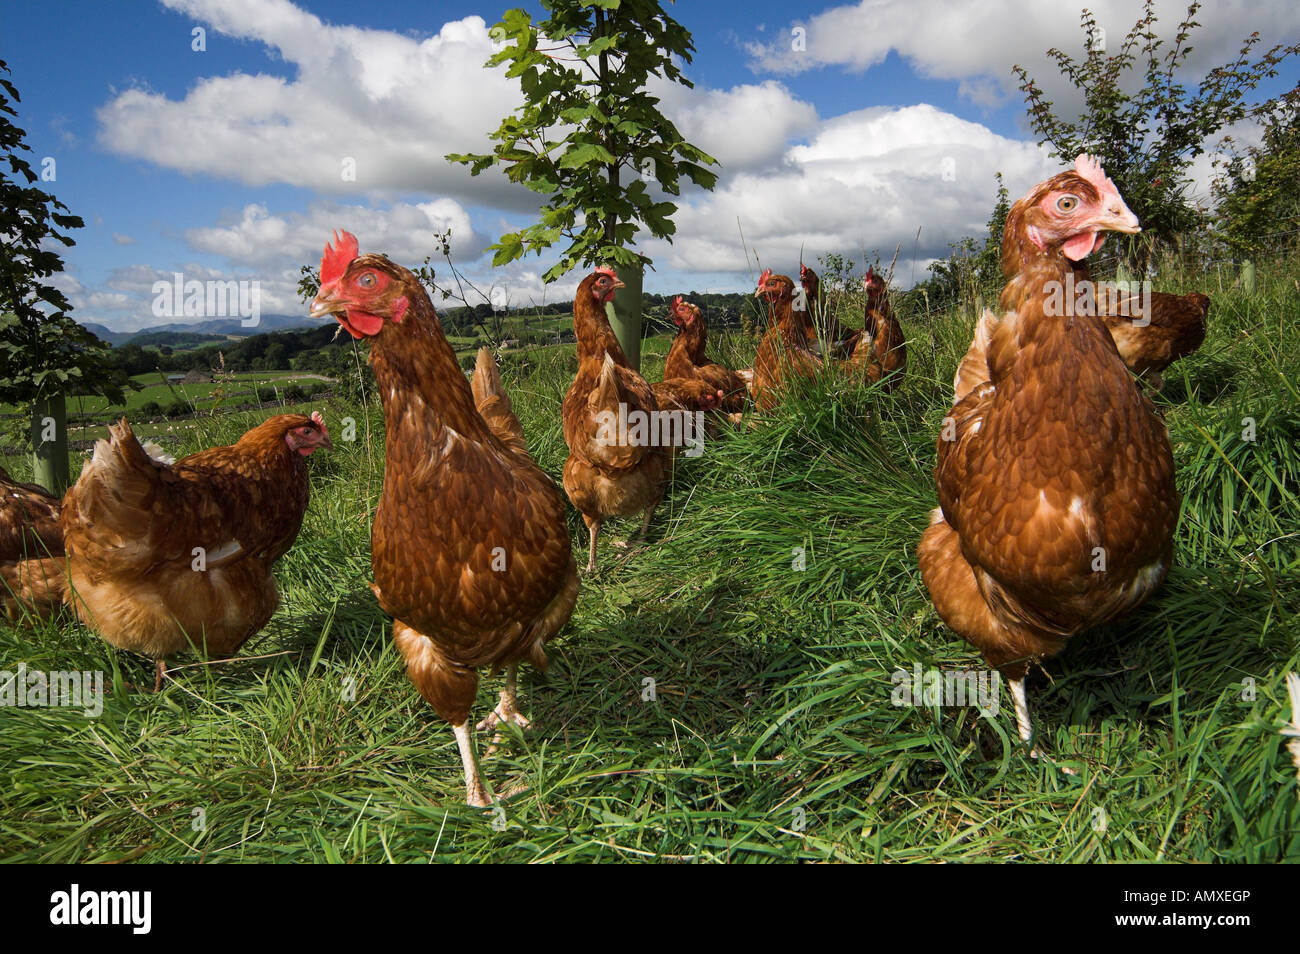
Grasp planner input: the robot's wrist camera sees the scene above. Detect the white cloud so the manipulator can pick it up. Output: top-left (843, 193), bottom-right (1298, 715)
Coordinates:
top-left (183, 199), bottom-right (484, 267)
top-left (644, 103), bottom-right (1058, 281)
top-left (746, 1), bottom-right (1300, 111)
top-left (84, 0), bottom-right (1249, 317)
top-left (96, 0), bottom-right (528, 205)
top-left (96, 0), bottom-right (824, 203)
top-left (112, 233), bottom-right (136, 245)
top-left (658, 79), bottom-right (819, 173)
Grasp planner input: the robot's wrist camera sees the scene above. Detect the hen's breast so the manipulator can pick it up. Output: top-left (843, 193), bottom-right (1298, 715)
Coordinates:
top-left (371, 425), bottom-right (572, 666)
top-left (951, 315), bottom-right (1177, 625)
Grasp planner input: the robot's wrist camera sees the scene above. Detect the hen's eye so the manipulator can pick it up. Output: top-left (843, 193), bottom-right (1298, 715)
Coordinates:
top-left (1056, 195), bottom-right (1079, 213)
top-left (358, 273), bottom-right (376, 289)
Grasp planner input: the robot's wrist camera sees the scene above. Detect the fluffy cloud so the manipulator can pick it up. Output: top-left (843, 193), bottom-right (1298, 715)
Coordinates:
top-left (94, 0), bottom-right (824, 215)
top-left (747, 1), bottom-right (1300, 109)
top-left (645, 104), bottom-right (1058, 276)
top-left (84, 0), bottom-right (1265, 323)
top-left (657, 79), bottom-right (819, 173)
top-left (183, 199), bottom-right (484, 267)
top-left (96, 0), bottom-right (527, 205)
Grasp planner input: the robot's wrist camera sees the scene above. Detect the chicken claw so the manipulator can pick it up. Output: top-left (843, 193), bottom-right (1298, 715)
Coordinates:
top-left (476, 665), bottom-right (531, 756)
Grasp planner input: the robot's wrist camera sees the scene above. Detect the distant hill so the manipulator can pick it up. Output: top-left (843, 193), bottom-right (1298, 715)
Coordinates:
top-left (80, 323), bottom-right (137, 347)
top-left (80, 314), bottom-right (328, 347)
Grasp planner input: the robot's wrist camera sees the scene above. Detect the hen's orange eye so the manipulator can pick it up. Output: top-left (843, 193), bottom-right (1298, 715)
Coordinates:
top-left (358, 273), bottom-right (376, 288)
top-left (1056, 195), bottom-right (1079, 213)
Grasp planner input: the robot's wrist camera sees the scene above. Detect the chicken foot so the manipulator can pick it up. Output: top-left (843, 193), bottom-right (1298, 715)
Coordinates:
top-left (477, 664), bottom-right (531, 758)
top-left (452, 720), bottom-right (491, 808)
top-left (1007, 676), bottom-right (1040, 759)
top-left (612, 501), bottom-right (659, 550)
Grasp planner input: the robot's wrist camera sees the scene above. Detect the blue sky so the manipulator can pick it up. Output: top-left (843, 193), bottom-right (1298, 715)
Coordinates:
top-left (3, 0), bottom-right (1297, 331)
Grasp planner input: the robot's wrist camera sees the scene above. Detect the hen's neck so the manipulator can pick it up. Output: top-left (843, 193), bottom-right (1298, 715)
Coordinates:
top-left (575, 296), bottom-right (630, 366)
top-left (768, 295), bottom-right (810, 349)
top-left (367, 292), bottom-right (490, 440)
top-left (668, 320), bottom-right (707, 369)
top-left (999, 245), bottom-right (1074, 316)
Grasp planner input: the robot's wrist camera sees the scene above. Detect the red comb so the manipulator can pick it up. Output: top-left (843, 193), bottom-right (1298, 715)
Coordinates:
top-left (800, 263), bottom-right (810, 278)
top-left (595, 265), bottom-right (618, 280)
top-left (672, 295), bottom-right (694, 326)
top-left (310, 410), bottom-right (329, 436)
top-left (1074, 154), bottom-right (1113, 196)
top-left (758, 268), bottom-right (772, 288)
top-left (321, 230), bottom-right (358, 287)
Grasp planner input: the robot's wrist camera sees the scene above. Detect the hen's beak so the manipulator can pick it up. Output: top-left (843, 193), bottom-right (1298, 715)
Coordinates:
top-left (610, 277), bottom-right (626, 292)
top-left (319, 432), bottom-right (334, 451)
top-left (310, 283), bottom-right (346, 319)
top-left (1095, 196), bottom-right (1141, 235)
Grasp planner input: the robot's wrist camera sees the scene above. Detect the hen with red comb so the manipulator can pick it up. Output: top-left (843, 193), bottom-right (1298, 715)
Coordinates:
top-left (309, 231), bottom-right (579, 807)
top-left (919, 155), bottom-right (1171, 756)
top-left (562, 268), bottom-right (667, 573)
top-left (662, 295), bottom-right (749, 414)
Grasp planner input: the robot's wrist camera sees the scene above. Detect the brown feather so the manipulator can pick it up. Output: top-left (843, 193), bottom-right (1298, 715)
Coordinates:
top-left (561, 273), bottom-right (667, 568)
top-left (0, 465), bottom-right (65, 620)
top-left (752, 274), bottom-right (822, 412)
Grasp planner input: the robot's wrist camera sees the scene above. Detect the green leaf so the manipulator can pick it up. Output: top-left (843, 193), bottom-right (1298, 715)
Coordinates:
top-left (558, 142), bottom-right (618, 169)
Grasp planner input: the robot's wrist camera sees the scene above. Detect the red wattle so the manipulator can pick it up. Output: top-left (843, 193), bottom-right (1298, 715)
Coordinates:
top-left (341, 310), bottom-right (385, 337)
top-left (1062, 231), bottom-right (1100, 261)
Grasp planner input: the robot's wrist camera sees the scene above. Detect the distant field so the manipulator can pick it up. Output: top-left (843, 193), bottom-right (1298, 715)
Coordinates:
top-left (0, 399), bottom-right (324, 474)
top-left (1, 371), bottom-right (332, 421)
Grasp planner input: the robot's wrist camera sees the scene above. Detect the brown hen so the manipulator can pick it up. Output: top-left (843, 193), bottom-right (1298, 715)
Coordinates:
top-left (310, 231), bottom-right (578, 807)
top-left (919, 155), bottom-right (1178, 753)
top-left (843, 266), bottom-right (907, 389)
top-left (752, 269), bottom-right (822, 412)
top-left (62, 414), bottom-right (330, 689)
top-left (798, 265), bottom-right (856, 358)
top-left (662, 296), bottom-right (748, 413)
top-left (562, 268), bottom-right (669, 574)
top-left (0, 466), bottom-right (65, 621)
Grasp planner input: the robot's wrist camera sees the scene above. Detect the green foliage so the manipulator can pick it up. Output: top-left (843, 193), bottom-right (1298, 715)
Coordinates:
top-left (1013, 1), bottom-right (1299, 265)
top-left (447, 0), bottom-right (718, 281)
top-left (0, 59), bottom-right (130, 409)
top-left (1213, 83), bottom-right (1300, 256)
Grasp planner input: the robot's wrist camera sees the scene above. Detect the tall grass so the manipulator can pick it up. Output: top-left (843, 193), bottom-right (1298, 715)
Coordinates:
top-left (1, 255), bottom-right (1297, 862)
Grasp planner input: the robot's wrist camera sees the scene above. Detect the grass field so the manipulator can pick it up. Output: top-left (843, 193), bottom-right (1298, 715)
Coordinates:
top-left (1, 256), bottom-right (1297, 863)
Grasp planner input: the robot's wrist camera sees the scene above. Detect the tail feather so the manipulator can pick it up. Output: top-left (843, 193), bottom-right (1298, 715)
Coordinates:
top-left (584, 353), bottom-right (647, 470)
top-left (66, 418), bottom-right (166, 564)
top-left (471, 347), bottom-right (529, 458)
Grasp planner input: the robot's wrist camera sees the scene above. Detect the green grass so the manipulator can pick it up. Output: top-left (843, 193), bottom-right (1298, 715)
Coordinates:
top-left (1, 257), bottom-right (1298, 862)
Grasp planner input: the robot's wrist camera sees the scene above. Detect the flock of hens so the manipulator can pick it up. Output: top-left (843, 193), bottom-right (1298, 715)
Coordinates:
top-left (0, 156), bottom-right (1211, 807)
